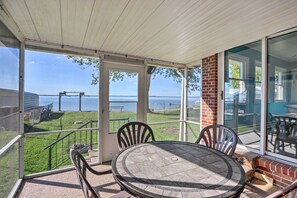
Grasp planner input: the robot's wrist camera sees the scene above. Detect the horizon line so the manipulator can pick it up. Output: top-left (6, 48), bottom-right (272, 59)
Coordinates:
top-left (38, 94), bottom-right (201, 98)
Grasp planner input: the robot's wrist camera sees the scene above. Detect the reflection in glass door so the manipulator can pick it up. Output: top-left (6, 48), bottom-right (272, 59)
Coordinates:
top-left (109, 70), bottom-right (138, 133)
top-left (224, 41), bottom-right (262, 150)
top-left (267, 30), bottom-right (297, 159)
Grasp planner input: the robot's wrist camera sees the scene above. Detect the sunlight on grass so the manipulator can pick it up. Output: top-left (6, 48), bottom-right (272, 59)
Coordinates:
top-left (24, 110), bottom-right (200, 174)
top-left (0, 144), bottom-right (19, 198)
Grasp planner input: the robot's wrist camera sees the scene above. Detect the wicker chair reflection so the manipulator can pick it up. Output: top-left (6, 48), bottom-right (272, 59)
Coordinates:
top-left (117, 121), bottom-right (155, 151)
top-left (267, 112), bottom-right (277, 144)
top-left (69, 149), bottom-right (133, 198)
top-left (273, 116), bottom-right (297, 158)
top-left (195, 124), bottom-right (238, 156)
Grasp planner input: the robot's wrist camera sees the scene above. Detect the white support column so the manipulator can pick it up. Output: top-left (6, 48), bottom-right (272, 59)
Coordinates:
top-left (178, 69), bottom-right (185, 141)
top-left (260, 38), bottom-right (268, 155)
top-left (19, 42), bottom-right (25, 178)
top-left (143, 61), bottom-right (149, 123)
top-left (98, 55), bottom-right (104, 164)
top-left (178, 68), bottom-right (188, 141)
top-left (183, 68), bottom-right (188, 142)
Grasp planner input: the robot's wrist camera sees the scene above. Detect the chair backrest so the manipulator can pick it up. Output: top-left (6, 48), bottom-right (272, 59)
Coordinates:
top-left (268, 113), bottom-right (275, 128)
top-left (195, 124), bottom-right (238, 156)
top-left (273, 116), bottom-right (297, 137)
top-left (69, 149), bottom-right (99, 198)
top-left (117, 121), bottom-right (155, 150)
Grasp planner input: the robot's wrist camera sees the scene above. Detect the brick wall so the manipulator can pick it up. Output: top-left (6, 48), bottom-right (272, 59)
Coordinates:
top-left (255, 157), bottom-right (297, 188)
top-left (201, 54), bottom-right (218, 129)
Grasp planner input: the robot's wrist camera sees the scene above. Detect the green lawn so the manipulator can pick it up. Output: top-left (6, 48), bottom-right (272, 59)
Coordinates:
top-left (0, 131), bottom-right (18, 149)
top-left (24, 110), bottom-right (200, 174)
top-left (0, 144), bottom-right (19, 198)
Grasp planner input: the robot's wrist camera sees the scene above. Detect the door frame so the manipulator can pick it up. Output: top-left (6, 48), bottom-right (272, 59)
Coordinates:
top-left (99, 60), bottom-right (146, 162)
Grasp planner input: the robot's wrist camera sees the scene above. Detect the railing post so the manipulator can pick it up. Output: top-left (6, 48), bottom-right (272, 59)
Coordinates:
top-left (90, 121), bottom-right (93, 150)
top-left (48, 147), bottom-right (52, 170)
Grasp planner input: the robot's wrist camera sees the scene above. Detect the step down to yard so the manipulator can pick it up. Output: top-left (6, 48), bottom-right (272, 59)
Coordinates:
top-left (254, 171), bottom-right (274, 186)
top-left (241, 178), bottom-right (281, 198)
top-left (88, 149), bottom-right (99, 157)
top-left (88, 149), bottom-right (99, 163)
top-left (241, 164), bottom-right (254, 182)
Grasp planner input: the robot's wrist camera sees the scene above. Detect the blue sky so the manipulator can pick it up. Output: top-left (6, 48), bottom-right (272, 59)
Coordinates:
top-left (0, 47), bottom-right (19, 90)
top-left (25, 50), bottom-right (199, 97)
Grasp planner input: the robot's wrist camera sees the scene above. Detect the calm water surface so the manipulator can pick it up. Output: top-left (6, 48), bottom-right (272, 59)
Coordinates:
top-left (39, 96), bottom-right (200, 111)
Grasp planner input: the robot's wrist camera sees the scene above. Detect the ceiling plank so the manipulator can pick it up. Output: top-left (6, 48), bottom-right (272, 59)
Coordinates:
top-left (82, 0), bottom-right (130, 50)
top-left (100, 0), bottom-right (164, 52)
top-left (24, 0), bottom-right (62, 44)
top-left (60, 0), bottom-right (95, 47)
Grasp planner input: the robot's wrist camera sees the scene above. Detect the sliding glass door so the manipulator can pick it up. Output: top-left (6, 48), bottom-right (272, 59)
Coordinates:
top-left (224, 41), bottom-right (262, 150)
top-left (267, 30), bottom-right (297, 159)
top-left (223, 29), bottom-right (297, 161)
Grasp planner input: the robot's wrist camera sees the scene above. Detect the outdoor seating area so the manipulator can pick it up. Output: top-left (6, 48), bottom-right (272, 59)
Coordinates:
top-left (17, 122), bottom-right (296, 197)
top-left (1, 0), bottom-right (297, 198)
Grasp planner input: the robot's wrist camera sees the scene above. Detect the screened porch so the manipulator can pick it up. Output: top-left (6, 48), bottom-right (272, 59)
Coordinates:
top-left (1, 0), bottom-right (297, 197)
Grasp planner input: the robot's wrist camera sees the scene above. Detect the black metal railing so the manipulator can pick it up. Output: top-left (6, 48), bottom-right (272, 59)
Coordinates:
top-left (43, 120), bottom-right (98, 170)
top-left (109, 117), bottom-right (130, 132)
top-left (43, 117), bottom-right (130, 170)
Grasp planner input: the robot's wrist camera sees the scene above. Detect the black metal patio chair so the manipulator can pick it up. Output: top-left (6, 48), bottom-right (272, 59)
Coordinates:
top-left (117, 121), bottom-right (155, 150)
top-left (69, 149), bottom-right (133, 198)
top-left (195, 124), bottom-right (238, 156)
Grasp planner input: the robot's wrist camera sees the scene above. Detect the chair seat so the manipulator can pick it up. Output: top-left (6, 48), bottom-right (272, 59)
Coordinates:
top-left (110, 190), bottom-right (135, 198)
top-left (277, 135), bottom-right (297, 143)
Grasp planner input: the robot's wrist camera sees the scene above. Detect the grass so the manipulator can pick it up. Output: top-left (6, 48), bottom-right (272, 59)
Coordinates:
top-left (24, 112), bottom-right (98, 174)
top-left (0, 131), bottom-right (18, 149)
top-left (24, 110), bottom-right (200, 174)
top-left (0, 144), bottom-right (19, 198)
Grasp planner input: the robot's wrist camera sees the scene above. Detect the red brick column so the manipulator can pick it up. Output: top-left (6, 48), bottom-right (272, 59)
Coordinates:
top-left (201, 54), bottom-right (218, 129)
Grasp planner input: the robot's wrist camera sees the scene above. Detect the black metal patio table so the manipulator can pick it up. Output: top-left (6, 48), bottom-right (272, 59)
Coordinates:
top-left (112, 141), bottom-right (245, 198)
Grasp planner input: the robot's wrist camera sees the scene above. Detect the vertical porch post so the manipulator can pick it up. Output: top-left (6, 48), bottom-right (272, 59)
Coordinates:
top-left (178, 69), bottom-right (185, 141)
top-left (19, 42), bottom-right (25, 179)
top-left (260, 38), bottom-right (267, 155)
top-left (183, 68), bottom-right (188, 141)
top-left (98, 55), bottom-right (104, 164)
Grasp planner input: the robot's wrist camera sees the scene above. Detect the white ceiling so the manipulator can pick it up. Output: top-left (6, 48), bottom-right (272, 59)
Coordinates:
top-left (2, 0), bottom-right (297, 65)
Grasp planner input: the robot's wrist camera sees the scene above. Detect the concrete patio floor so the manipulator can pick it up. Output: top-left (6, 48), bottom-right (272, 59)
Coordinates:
top-left (17, 163), bottom-right (279, 198)
top-left (18, 164), bottom-right (121, 198)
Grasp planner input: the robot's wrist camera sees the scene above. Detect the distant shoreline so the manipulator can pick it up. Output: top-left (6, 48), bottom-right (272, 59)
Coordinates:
top-left (38, 94), bottom-right (200, 98)
top-left (38, 95), bottom-right (201, 111)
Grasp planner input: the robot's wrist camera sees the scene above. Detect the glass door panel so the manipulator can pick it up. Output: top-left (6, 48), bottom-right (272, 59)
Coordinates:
top-left (224, 41), bottom-right (262, 150)
top-left (108, 70), bottom-right (138, 133)
top-left (267, 30), bottom-right (297, 159)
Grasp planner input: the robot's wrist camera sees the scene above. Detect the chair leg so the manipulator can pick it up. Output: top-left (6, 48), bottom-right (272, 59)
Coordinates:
top-left (274, 140), bottom-right (277, 153)
top-left (295, 143), bottom-right (297, 158)
top-left (282, 141), bottom-right (285, 151)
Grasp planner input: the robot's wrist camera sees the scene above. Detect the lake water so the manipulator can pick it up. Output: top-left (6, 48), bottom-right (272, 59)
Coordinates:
top-left (39, 96), bottom-right (200, 112)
